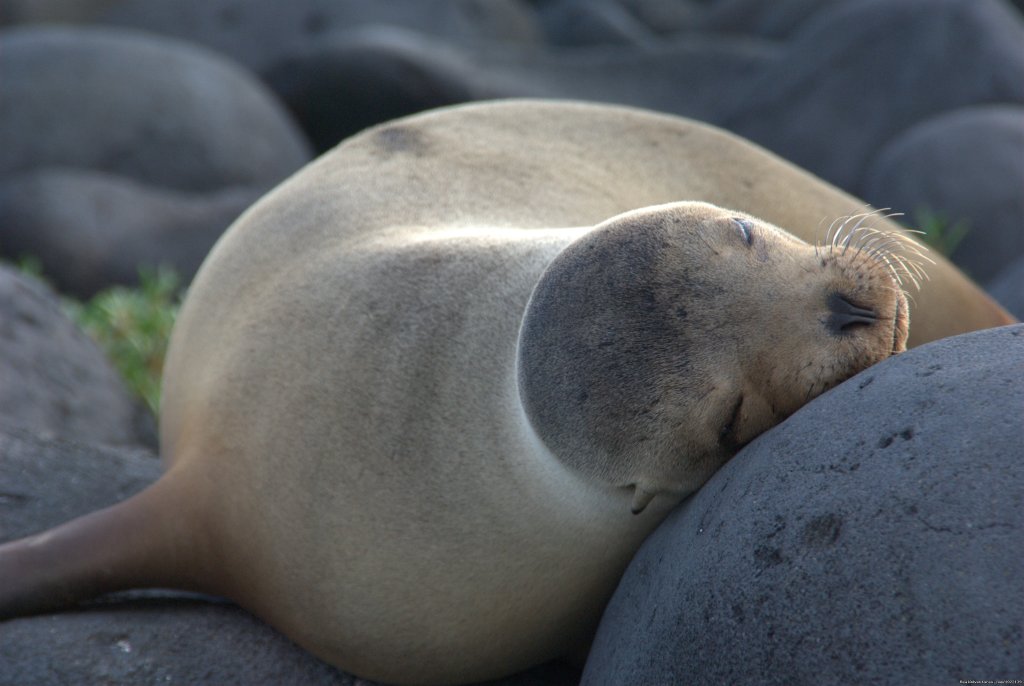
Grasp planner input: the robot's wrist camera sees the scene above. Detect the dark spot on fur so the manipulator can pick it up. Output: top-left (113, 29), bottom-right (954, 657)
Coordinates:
top-left (374, 126), bottom-right (427, 156)
top-left (900, 427), bottom-right (914, 441)
top-left (878, 435), bottom-right (894, 449)
top-left (802, 513), bottom-right (842, 548)
top-left (857, 375), bottom-right (874, 389)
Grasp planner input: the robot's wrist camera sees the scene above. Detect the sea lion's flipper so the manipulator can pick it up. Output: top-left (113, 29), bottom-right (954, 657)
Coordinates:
top-left (0, 476), bottom-right (206, 619)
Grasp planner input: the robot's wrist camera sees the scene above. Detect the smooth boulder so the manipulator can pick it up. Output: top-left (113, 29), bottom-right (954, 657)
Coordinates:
top-left (0, 266), bottom-right (152, 447)
top-left (0, 27), bottom-right (311, 193)
top-left (583, 324), bottom-right (1024, 685)
top-left (0, 0), bottom-right (121, 25)
top-left (262, 26), bottom-right (776, 151)
top-left (101, 0), bottom-right (542, 71)
top-left (0, 169), bottom-right (261, 298)
top-left (723, 0), bottom-right (1024, 192)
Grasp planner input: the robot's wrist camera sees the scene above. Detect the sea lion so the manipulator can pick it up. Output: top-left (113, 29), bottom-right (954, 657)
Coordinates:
top-left (0, 100), bottom-right (1010, 685)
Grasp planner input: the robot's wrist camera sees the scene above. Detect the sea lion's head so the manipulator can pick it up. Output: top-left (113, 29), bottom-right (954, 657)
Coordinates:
top-left (517, 201), bottom-right (917, 511)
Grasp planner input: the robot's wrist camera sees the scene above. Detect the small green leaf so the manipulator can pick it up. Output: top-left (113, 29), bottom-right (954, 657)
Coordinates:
top-left (912, 207), bottom-right (970, 258)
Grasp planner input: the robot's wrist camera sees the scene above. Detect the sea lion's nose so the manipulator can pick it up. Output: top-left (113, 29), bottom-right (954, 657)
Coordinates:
top-left (827, 292), bottom-right (878, 334)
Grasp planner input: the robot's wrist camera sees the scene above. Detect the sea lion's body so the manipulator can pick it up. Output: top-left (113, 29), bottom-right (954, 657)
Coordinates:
top-left (0, 101), bottom-right (1013, 685)
top-left (164, 222), bottom-right (657, 679)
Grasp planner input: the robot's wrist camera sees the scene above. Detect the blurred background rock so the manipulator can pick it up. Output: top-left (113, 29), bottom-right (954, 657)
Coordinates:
top-left (1, 0), bottom-right (1021, 297)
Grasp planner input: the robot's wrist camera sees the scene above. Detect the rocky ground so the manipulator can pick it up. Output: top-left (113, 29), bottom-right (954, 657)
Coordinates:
top-left (0, 0), bottom-right (1021, 684)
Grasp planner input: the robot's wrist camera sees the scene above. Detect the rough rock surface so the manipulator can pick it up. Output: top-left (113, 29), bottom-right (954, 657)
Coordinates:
top-left (0, 26), bottom-right (311, 193)
top-left (0, 429), bottom-right (160, 541)
top-left (583, 324), bottom-right (1024, 685)
top-left (0, 266), bottom-right (152, 447)
top-left (863, 105), bottom-right (1024, 282)
top-left (0, 169), bottom-right (261, 298)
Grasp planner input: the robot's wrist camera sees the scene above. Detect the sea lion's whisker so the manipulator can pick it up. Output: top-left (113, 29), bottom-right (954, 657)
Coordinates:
top-left (851, 227), bottom-right (892, 261)
top-left (823, 215), bottom-right (849, 255)
top-left (836, 209), bottom-right (883, 255)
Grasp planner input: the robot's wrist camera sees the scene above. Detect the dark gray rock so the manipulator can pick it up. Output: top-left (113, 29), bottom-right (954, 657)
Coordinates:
top-left (267, 0), bottom-right (1023, 193)
top-left (616, 0), bottom-right (703, 35)
top-left (988, 255), bottom-right (1024, 320)
top-left (0, 429), bottom-right (159, 541)
top-left (0, 432), bottom-right (578, 684)
top-left (863, 106), bottom-right (1024, 283)
top-left (101, 0), bottom-right (542, 71)
top-left (0, 27), bottom-right (311, 193)
top-left (724, 0), bottom-right (1024, 192)
top-left (0, 594), bottom-right (578, 686)
top-left (583, 324), bottom-right (1024, 685)
top-left (263, 26), bottom-right (776, 152)
top-left (0, 430), bottom-right (352, 686)
top-left (535, 0), bottom-right (659, 47)
top-left (0, 168), bottom-right (262, 298)
top-left (0, 592), bottom-right (577, 686)
top-left (0, 266), bottom-right (153, 447)
top-left (0, 598), bottom-right (357, 686)
top-left (508, 36), bottom-right (775, 120)
top-left (0, 0), bottom-right (121, 25)
top-left (263, 28), bottom-right (480, 153)
top-left (696, 0), bottom-right (850, 38)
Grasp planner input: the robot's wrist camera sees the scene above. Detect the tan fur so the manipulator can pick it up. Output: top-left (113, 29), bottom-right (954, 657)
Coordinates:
top-left (0, 101), bottom-right (1009, 685)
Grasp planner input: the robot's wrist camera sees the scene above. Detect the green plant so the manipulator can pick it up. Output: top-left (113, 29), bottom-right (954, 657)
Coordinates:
top-left (64, 267), bottom-right (182, 415)
top-left (15, 255), bottom-right (46, 281)
top-left (912, 208), bottom-right (970, 258)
